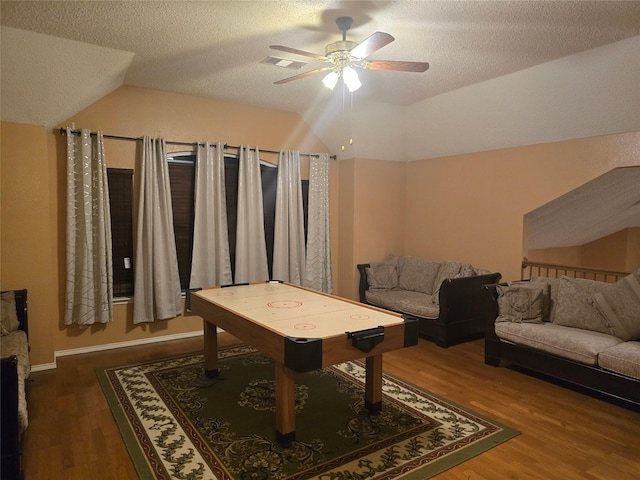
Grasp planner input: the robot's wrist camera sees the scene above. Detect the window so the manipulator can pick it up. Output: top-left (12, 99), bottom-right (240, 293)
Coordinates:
top-left (166, 153), bottom-right (309, 290)
top-left (108, 154), bottom-right (309, 295)
top-left (167, 159), bottom-right (196, 289)
top-left (107, 168), bottom-right (134, 296)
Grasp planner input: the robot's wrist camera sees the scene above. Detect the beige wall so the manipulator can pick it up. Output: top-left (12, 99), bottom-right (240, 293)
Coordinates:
top-left (402, 132), bottom-right (640, 281)
top-left (1, 123), bottom-right (57, 366)
top-left (627, 228), bottom-right (640, 272)
top-left (526, 246), bottom-right (582, 268)
top-left (337, 159), bottom-right (356, 300)
top-left (529, 227), bottom-right (640, 273)
top-left (2, 83), bottom-right (639, 368)
top-left (347, 159), bottom-right (406, 299)
top-left (1, 86), bottom-right (334, 367)
top-left (336, 158), bottom-right (407, 300)
top-left (582, 229), bottom-right (637, 272)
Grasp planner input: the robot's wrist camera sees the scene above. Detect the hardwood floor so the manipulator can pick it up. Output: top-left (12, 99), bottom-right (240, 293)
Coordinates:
top-left (23, 334), bottom-right (640, 479)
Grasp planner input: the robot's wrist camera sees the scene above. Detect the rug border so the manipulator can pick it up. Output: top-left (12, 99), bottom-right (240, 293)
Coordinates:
top-left (380, 364), bottom-right (520, 434)
top-left (97, 348), bottom-right (520, 480)
top-left (352, 360), bottom-right (520, 479)
top-left (97, 357), bottom-right (173, 480)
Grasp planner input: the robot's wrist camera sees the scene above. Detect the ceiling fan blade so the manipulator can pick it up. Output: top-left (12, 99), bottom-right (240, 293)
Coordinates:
top-left (365, 60), bottom-right (430, 72)
top-left (270, 45), bottom-right (326, 61)
top-left (349, 32), bottom-right (394, 59)
top-left (273, 67), bottom-right (331, 85)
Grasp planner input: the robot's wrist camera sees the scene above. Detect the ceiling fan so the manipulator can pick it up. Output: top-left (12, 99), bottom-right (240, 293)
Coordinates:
top-left (270, 16), bottom-right (429, 92)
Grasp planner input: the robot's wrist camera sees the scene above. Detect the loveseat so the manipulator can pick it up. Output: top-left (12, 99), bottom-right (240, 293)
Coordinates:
top-left (358, 256), bottom-right (501, 347)
top-left (484, 271), bottom-right (640, 411)
top-left (1, 289), bottom-right (30, 480)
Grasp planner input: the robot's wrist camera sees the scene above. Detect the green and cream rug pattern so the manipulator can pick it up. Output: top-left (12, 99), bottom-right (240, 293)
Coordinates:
top-left (97, 345), bottom-right (518, 479)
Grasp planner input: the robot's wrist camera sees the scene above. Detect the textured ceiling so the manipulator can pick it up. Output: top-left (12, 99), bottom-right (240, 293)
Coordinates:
top-left (1, 1), bottom-right (639, 252)
top-left (2, 0), bottom-right (639, 128)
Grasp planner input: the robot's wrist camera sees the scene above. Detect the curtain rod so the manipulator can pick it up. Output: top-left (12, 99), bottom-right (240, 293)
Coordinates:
top-left (59, 128), bottom-right (336, 160)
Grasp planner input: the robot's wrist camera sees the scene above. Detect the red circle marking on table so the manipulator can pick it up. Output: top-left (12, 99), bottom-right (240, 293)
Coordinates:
top-left (350, 314), bottom-right (371, 320)
top-left (294, 323), bottom-right (316, 330)
top-left (267, 300), bottom-right (303, 308)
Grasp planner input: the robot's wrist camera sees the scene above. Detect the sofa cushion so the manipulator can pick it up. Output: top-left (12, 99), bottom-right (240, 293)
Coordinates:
top-left (592, 269), bottom-right (640, 341)
top-left (496, 282), bottom-right (548, 324)
top-left (1, 329), bottom-right (30, 380)
top-left (431, 261), bottom-right (462, 305)
top-left (552, 276), bottom-right (615, 335)
top-left (397, 256), bottom-right (440, 295)
top-left (598, 341), bottom-right (640, 380)
top-left (1, 329), bottom-right (30, 433)
top-left (365, 257), bottom-right (399, 291)
top-left (1, 291), bottom-right (20, 335)
top-left (366, 290), bottom-right (439, 319)
top-left (495, 322), bottom-right (623, 366)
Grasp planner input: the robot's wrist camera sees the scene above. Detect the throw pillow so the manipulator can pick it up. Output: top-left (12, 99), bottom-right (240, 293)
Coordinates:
top-left (592, 269), bottom-right (640, 341)
top-left (397, 256), bottom-right (440, 295)
top-left (496, 282), bottom-right (548, 324)
top-left (530, 276), bottom-right (561, 322)
top-left (366, 257), bottom-right (399, 292)
top-left (458, 263), bottom-right (476, 278)
top-left (432, 261), bottom-right (461, 305)
top-left (1, 291), bottom-right (20, 335)
top-left (553, 276), bottom-right (614, 335)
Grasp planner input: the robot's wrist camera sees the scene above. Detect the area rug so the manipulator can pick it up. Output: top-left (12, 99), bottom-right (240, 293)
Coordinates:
top-left (97, 344), bottom-right (518, 480)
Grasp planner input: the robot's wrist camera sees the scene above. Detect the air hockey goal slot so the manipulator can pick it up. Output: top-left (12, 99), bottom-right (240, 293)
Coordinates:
top-left (347, 326), bottom-right (384, 353)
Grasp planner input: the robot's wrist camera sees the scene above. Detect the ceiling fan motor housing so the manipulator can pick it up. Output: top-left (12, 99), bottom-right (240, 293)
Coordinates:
top-left (325, 40), bottom-right (358, 56)
top-left (328, 16), bottom-right (359, 63)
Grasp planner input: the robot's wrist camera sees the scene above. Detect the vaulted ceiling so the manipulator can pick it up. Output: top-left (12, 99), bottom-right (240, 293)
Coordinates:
top-left (2, 1), bottom-right (639, 252)
top-left (2, 1), bottom-right (638, 128)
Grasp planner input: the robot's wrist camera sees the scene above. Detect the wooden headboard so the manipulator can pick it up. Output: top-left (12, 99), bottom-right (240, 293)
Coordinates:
top-left (521, 258), bottom-right (629, 284)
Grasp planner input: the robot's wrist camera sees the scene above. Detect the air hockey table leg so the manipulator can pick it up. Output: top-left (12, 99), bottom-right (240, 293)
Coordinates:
top-left (365, 354), bottom-right (383, 414)
top-left (203, 320), bottom-right (219, 378)
top-left (275, 362), bottom-right (296, 445)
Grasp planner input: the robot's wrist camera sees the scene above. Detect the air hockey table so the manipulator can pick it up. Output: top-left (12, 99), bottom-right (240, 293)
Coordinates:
top-left (189, 281), bottom-right (418, 444)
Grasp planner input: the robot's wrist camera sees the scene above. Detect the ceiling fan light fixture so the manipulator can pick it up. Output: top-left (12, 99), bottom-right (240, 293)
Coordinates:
top-left (342, 66), bottom-right (362, 92)
top-left (271, 16), bottom-right (428, 88)
top-left (322, 70), bottom-right (340, 90)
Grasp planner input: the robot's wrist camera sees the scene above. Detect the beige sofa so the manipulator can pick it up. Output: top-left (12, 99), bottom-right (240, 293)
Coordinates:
top-left (485, 271), bottom-right (640, 410)
top-left (358, 255), bottom-right (501, 347)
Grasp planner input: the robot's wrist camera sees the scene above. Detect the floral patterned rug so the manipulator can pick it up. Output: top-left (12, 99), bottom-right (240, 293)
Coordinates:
top-left (97, 344), bottom-right (518, 479)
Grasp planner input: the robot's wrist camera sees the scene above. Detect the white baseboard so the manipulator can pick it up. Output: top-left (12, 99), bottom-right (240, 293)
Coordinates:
top-left (31, 362), bottom-right (57, 372)
top-left (30, 330), bottom-right (205, 372)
